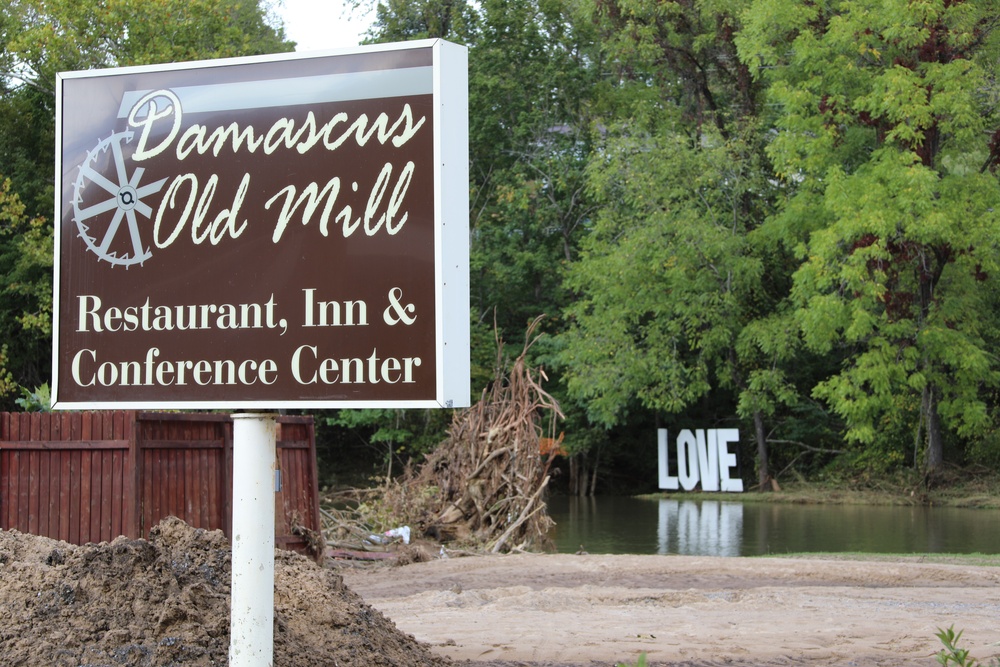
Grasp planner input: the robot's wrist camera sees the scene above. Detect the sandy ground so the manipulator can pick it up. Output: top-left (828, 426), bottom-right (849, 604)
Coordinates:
top-left (339, 552), bottom-right (1000, 667)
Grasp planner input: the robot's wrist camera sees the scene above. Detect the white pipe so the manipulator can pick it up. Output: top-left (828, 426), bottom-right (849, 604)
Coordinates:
top-left (229, 413), bottom-right (277, 667)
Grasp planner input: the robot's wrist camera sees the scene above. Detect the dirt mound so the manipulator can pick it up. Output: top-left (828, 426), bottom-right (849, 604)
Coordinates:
top-left (0, 517), bottom-right (449, 666)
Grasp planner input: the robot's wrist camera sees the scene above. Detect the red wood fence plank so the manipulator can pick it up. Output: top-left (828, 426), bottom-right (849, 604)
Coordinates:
top-left (207, 444), bottom-right (217, 531)
top-left (29, 412), bottom-right (41, 441)
top-left (59, 447), bottom-right (70, 542)
top-left (47, 450), bottom-right (59, 538)
top-left (100, 450), bottom-right (113, 542)
top-left (79, 449), bottom-right (92, 543)
top-left (69, 450), bottom-right (81, 545)
top-left (17, 450), bottom-right (29, 532)
top-left (141, 448), bottom-right (153, 538)
top-left (27, 450), bottom-right (39, 534)
top-left (184, 448), bottom-right (196, 525)
top-left (111, 448), bottom-right (123, 539)
top-left (126, 411), bottom-right (138, 539)
top-left (36, 416), bottom-right (49, 537)
top-left (1, 451), bottom-right (10, 529)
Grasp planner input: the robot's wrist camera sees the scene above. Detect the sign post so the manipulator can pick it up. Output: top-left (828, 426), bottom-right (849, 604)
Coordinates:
top-left (229, 414), bottom-right (277, 666)
top-left (53, 40), bottom-right (469, 665)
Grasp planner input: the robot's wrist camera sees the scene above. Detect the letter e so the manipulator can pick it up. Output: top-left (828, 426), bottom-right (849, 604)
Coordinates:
top-left (716, 429), bottom-right (743, 492)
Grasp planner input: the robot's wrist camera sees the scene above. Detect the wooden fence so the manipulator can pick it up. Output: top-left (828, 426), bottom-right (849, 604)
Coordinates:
top-left (0, 411), bottom-right (321, 557)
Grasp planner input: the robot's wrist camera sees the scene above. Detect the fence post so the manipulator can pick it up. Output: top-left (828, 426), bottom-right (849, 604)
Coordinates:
top-left (127, 411), bottom-right (140, 539)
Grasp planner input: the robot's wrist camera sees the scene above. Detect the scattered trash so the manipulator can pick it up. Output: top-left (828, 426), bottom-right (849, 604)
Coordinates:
top-left (384, 526), bottom-right (412, 544)
top-left (366, 526), bottom-right (411, 545)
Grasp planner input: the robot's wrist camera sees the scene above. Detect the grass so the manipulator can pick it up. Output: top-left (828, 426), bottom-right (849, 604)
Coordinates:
top-left (935, 625), bottom-right (1000, 667)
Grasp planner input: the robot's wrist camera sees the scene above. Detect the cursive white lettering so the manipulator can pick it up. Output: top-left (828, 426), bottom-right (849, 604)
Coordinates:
top-left (125, 89), bottom-right (427, 162)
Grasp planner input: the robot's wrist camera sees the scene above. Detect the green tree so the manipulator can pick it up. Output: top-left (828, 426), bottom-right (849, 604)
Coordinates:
top-left (363, 0), bottom-right (477, 42)
top-left (0, 178), bottom-right (46, 403)
top-left (5, 0), bottom-right (289, 93)
top-left (469, 0), bottom-right (601, 337)
top-left (737, 0), bottom-right (1000, 477)
top-left (466, 0), bottom-right (607, 491)
top-left (554, 0), bottom-right (819, 489)
top-left (323, 408), bottom-right (454, 482)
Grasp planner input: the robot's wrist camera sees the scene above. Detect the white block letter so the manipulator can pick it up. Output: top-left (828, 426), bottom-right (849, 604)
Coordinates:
top-left (676, 429), bottom-right (700, 491)
top-left (716, 428), bottom-right (743, 492)
top-left (658, 429), bottom-right (679, 490)
top-left (697, 429), bottom-right (720, 492)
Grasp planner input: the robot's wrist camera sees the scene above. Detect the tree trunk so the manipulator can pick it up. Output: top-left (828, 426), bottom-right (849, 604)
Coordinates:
top-left (914, 386), bottom-right (928, 470)
top-left (588, 448), bottom-right (600, 496)
top-left (925, 383), bottom-right (944, 480)
top-left (569, 456), bottom-right (590, 497)
top-left (754, 410), bottom-right (770, 490)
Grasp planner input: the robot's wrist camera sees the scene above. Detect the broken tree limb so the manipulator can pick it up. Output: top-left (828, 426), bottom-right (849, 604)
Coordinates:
top-left (490, 474), bottom-right (551, 554)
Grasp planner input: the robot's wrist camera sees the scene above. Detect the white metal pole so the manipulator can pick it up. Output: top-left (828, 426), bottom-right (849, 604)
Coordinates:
top-left (230, 413), bottom-right (277, 667)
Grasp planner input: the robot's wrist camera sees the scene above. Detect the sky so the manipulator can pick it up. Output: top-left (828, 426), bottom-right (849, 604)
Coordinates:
top-left (275, 0), bottom-right (373, 52)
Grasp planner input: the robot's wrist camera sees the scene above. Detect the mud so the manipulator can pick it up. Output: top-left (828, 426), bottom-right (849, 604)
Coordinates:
top-left (0, 517), bottom-right (446, 666)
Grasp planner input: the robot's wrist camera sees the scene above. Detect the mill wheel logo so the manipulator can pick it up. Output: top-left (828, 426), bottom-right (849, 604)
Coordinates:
top-left (71, 130), bottom-right (167, 267)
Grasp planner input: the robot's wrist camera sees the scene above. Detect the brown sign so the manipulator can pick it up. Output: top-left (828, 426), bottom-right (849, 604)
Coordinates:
top-left (53, 41), bottom-right (469, 409)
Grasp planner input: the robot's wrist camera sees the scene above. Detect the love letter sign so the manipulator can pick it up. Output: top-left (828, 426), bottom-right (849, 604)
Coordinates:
top-left (657, 429), bottom-right (744, 493)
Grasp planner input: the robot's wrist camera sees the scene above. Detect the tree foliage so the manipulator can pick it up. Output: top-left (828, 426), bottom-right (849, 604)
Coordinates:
top-left (5, 0), bottom-right (289, 92)
top-left (553, 0), bottom-right (825, 488)
top-left (0, 178), bottom-right (46, 400)
top-left (737, 0), bottom-right (1000, 475)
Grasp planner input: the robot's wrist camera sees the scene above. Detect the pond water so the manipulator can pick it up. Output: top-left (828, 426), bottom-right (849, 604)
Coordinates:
top-left (546, 495), bottom-right (1000, 556)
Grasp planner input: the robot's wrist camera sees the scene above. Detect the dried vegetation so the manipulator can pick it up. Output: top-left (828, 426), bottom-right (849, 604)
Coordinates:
top-left (322, 319), bottom-right (564, 554)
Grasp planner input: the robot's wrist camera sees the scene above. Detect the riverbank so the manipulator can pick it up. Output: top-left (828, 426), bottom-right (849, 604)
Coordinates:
top-left (641, 467), bottom-right (1000, 510)
top-left (338, 551), bottom-right (1000, 667)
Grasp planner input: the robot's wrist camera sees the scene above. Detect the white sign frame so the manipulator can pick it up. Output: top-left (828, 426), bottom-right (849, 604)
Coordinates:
top-left (51, 40), bottom-right (470, 410)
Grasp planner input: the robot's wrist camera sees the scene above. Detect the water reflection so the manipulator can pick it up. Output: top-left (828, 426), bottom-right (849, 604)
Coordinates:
top-left (657, 500), bottom-right (743, 556)
top-left (547, 496), bottom-right (1000, 556)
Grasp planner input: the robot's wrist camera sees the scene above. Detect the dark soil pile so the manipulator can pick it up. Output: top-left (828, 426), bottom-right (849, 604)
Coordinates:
top-left (0, 517), bottom-right (449, 666)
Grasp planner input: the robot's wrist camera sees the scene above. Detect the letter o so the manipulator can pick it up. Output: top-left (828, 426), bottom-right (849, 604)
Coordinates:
top-left (676, 429), bottom-right (700, 491)
top-left (97, 362), bottom-right (119, 387)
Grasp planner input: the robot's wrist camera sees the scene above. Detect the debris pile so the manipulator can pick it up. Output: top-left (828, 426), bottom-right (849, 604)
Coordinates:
top-left (374, 319), bottom-right (564, 553)
top-left (0, 517), bottom-right (448, 666)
